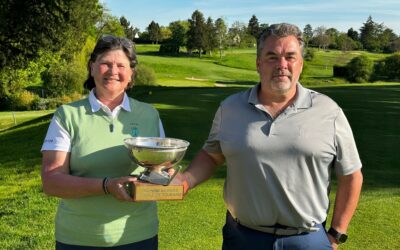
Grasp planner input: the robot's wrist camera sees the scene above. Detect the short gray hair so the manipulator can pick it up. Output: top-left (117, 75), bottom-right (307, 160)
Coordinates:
top-left (257, 23), bottom-right (304, 58)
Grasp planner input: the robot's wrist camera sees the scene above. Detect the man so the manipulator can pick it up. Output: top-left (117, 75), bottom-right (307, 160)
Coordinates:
top-left (179, 23), bottom-right (363, 250)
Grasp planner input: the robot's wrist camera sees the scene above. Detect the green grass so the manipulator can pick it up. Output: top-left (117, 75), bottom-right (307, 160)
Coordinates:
top-left (1, 84), bottom-right (399, 249)
top-left (135, 45), bottom-right (396, 88)
top-left (138, 54), bottom-right (258, 87)
top-left (1, 46), bottom-right (399, 249)
top-left (0, 110), bottom-right (54, 131)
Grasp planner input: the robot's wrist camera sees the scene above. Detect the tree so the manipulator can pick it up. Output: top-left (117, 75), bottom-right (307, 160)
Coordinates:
top-left (313, 26), bottom-right (330, 50)
top-left (337, 33), bottom-right (356, 52)
top-left (187, 10), bottom-right (206, 56)
top-left (303, 24), bottom-right (313, 48)
top-left (389, 38), bottom-right (400, 52)
top-left (346, 55), bottom-right (374, 83)
top-left (0, 0), bottom-right (101, 108)
top-left (168, 21), bottom-right (189, 52)
top-left (215, 18), bottom-right (228, 58)
top-left (229, 21), bottom-right (252, 48)
top-left (160, 26), bottom-right (172, 41)
top-left (381, 28), bottom-right (398, 53)
top-left (325, 28), bottom-right (339, 49)
top-left (376, 54), bottom-right (400, 81)
top-left (119, 16), bottom-right (139, 41)
top-left (120, 16), bottom-right (130, 33)
top-left (347, 28), bottom-right (359, 41)
top-left (204, 17), bottom-right (217, 55)
top-left (0, 0), bottom-right (102, 69)
top-left (259, 23), bottom-right (269, 32)
top-left (247, 15), bottom-right (260, 39)
top-left (360, 16), bottom-right (384, 52)
top-left (97, 13), bottom-right (125, 38)
top-left (147, 21), bottom-right (162, 44)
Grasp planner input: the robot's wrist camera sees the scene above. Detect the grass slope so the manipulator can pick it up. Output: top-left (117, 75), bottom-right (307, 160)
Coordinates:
top-left (136, 45), bottom-right (393, 87)
top-left (0, 84), bottom-right (399, 249)
top-left (0, 111), bottom-right (54, 132)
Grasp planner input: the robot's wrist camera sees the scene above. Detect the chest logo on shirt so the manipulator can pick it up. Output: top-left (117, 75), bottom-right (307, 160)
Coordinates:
top-left (131, 127), bottom-right (139, 137)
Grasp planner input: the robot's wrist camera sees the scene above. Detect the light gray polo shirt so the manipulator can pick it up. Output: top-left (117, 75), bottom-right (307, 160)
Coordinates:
top-left (203, 83), bottom-right (362, 230)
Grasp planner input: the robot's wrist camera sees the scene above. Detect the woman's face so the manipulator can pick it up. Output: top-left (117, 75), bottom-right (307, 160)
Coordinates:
top-left (90, 49), bottom-right (133, 97)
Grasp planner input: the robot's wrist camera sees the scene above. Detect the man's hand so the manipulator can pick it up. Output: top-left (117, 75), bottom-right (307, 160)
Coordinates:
top-left (170, 172), bottom-right (191, 194)
top-left (327, 233), bottom-right (339, 250)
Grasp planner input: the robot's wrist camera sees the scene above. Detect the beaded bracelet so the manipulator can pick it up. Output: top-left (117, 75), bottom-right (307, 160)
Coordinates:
top-left (102, 177), bottom-right (109, 194)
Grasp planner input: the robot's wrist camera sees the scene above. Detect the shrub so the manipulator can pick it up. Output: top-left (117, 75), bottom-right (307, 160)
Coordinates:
top-left (32, 98), bottom-right (49, 110)
top-left (372, 60), bottom-right (386, 81)
top-left (47, 98), bottom-right (60, 110)
top-left (70, 92), bottom-right (83, 102)
top-left (333, 65), bottom-right (348, 78)
top-left (381, 54), bottom-right (400, 81)
top-left (134, 64), bottom-right (157, 86)
top-left (59, 95), bottom-right (73, 104)
top-left (9, 90), bottom-right (38, 110)
top-left (372, 54), bottom-right (400, 81)
top-left (42, 61), bottom-right (84, 97)
top-left (159, 44), bottom-right (180, 53)
top-left (346, 55), bottom-right (374, 83)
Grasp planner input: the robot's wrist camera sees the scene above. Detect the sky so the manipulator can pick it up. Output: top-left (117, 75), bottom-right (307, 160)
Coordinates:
top-left (102, 0), bottom-right (400, 34)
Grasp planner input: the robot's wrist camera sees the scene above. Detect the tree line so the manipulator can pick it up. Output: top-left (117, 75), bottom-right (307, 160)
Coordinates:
top-left (304, 16), bottom-right (400, 53)
top-left (1, 1), bottom-right (399, 111)
top-left (142, 14), bottom-right (400, 54)
top-left (143, 12), bottom-right (266, 57)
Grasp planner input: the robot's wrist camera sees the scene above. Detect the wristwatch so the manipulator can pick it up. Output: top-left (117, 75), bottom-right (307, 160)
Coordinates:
top-left (328, 227), bottom-right (348, 244)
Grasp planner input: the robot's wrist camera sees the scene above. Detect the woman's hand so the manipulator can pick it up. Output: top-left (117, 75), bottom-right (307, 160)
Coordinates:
top-left (107, 176), bottom-right (137, 201)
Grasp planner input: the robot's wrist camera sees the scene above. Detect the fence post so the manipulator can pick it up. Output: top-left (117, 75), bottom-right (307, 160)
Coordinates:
top-left (12, 111), bottom-right (17, 125)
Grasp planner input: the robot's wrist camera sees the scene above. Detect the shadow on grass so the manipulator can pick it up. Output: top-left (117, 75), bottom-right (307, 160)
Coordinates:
top-left (0, 113), bottom-right (53, 173)
top-left (306, 76), bottom-right (336, 80)
top-left (215, 80), bottom-right (257, 86)
top-left (1, 113), bottom-right (53, 133)
top-left (312, 85), bottom-right (400, 190)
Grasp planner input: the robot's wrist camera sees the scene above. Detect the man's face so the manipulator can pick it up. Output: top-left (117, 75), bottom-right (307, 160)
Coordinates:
top-left (256, 35), bottom-right (303, 95)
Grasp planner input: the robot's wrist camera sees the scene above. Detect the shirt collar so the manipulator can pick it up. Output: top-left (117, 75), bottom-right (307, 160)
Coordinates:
top-left (292, 83), bottom-right (312, 109)
top-left (88, 88), bottom-right (131, 113)
top-left (248, 83), bottom-right (260, 105)
top-left (248, 82), bottom-right (312, 109)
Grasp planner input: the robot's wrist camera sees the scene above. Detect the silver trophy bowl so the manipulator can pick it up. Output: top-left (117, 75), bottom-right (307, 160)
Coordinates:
top-left (124, 137), bottom-right (190, 185)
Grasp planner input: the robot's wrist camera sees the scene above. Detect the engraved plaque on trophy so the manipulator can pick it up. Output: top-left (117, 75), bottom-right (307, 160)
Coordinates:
top-left (124, 137), bottom-right (189, 201)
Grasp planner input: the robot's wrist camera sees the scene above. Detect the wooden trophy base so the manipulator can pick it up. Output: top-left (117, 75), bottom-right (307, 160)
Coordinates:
top-left (131, 182), bottom-right (184, 201)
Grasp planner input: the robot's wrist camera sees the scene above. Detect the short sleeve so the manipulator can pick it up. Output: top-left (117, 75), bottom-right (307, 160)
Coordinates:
top-left (334, 109), bottom-right (362, 175)
top-left (41, 111), bottom-right (71, 152)
top-left (158, 119), bottom-right (165, 138)
top-left (202, 106), bottom-right (223, 154)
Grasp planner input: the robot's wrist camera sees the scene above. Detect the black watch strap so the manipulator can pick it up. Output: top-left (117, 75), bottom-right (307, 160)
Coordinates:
top-left (328, 227), bottom-right (348, 244)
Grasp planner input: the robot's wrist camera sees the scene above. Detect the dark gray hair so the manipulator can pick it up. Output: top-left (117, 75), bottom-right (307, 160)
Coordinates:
top-left (84, 35), bottom-right (137, 90)
top-left (257, 23), bottom-right (304, 58)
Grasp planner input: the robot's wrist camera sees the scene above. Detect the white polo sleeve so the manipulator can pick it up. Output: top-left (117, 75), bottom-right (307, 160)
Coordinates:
top-left (159, 119), bottom-right (165, 138)
top-left (41, 115), bottom-right (71, 152)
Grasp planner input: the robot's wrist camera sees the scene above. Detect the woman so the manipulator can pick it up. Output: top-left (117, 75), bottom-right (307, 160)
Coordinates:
top-left (41, 35), bottom-right (164, 249)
